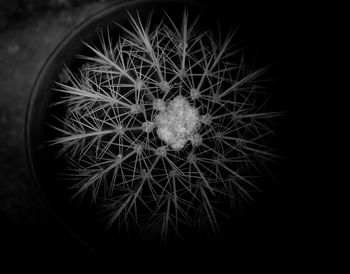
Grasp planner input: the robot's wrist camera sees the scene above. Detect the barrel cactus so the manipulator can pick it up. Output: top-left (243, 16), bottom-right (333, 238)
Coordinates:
top-left (51, 10), bottom-right (281, 241)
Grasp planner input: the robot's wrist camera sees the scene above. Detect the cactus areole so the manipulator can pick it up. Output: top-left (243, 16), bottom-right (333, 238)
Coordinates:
top-left (155, 96), bottom-right (201, 150)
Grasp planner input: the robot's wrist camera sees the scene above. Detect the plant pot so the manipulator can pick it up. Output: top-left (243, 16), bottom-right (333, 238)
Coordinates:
top-left (26, 0), bottom-right (284, 264)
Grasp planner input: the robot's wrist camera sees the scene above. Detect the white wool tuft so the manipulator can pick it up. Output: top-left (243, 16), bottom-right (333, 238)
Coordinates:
top-left (155, 96), bottom-right (201, 150)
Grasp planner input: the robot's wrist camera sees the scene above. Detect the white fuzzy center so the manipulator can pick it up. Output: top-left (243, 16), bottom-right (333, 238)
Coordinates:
top-left (154, 96), bottom-right (201, 150)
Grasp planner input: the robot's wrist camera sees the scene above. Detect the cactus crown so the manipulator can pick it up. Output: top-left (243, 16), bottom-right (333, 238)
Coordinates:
top-left (51, 9), bottom-right (281, 241)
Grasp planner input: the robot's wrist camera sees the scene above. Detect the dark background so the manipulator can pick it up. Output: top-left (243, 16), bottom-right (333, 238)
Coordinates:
top-left (0, 0), bottom-right (327, 272)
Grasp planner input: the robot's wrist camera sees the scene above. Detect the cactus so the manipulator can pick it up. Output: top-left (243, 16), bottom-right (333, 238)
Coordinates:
top-left (51, 10), bottom-right (282, 241)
